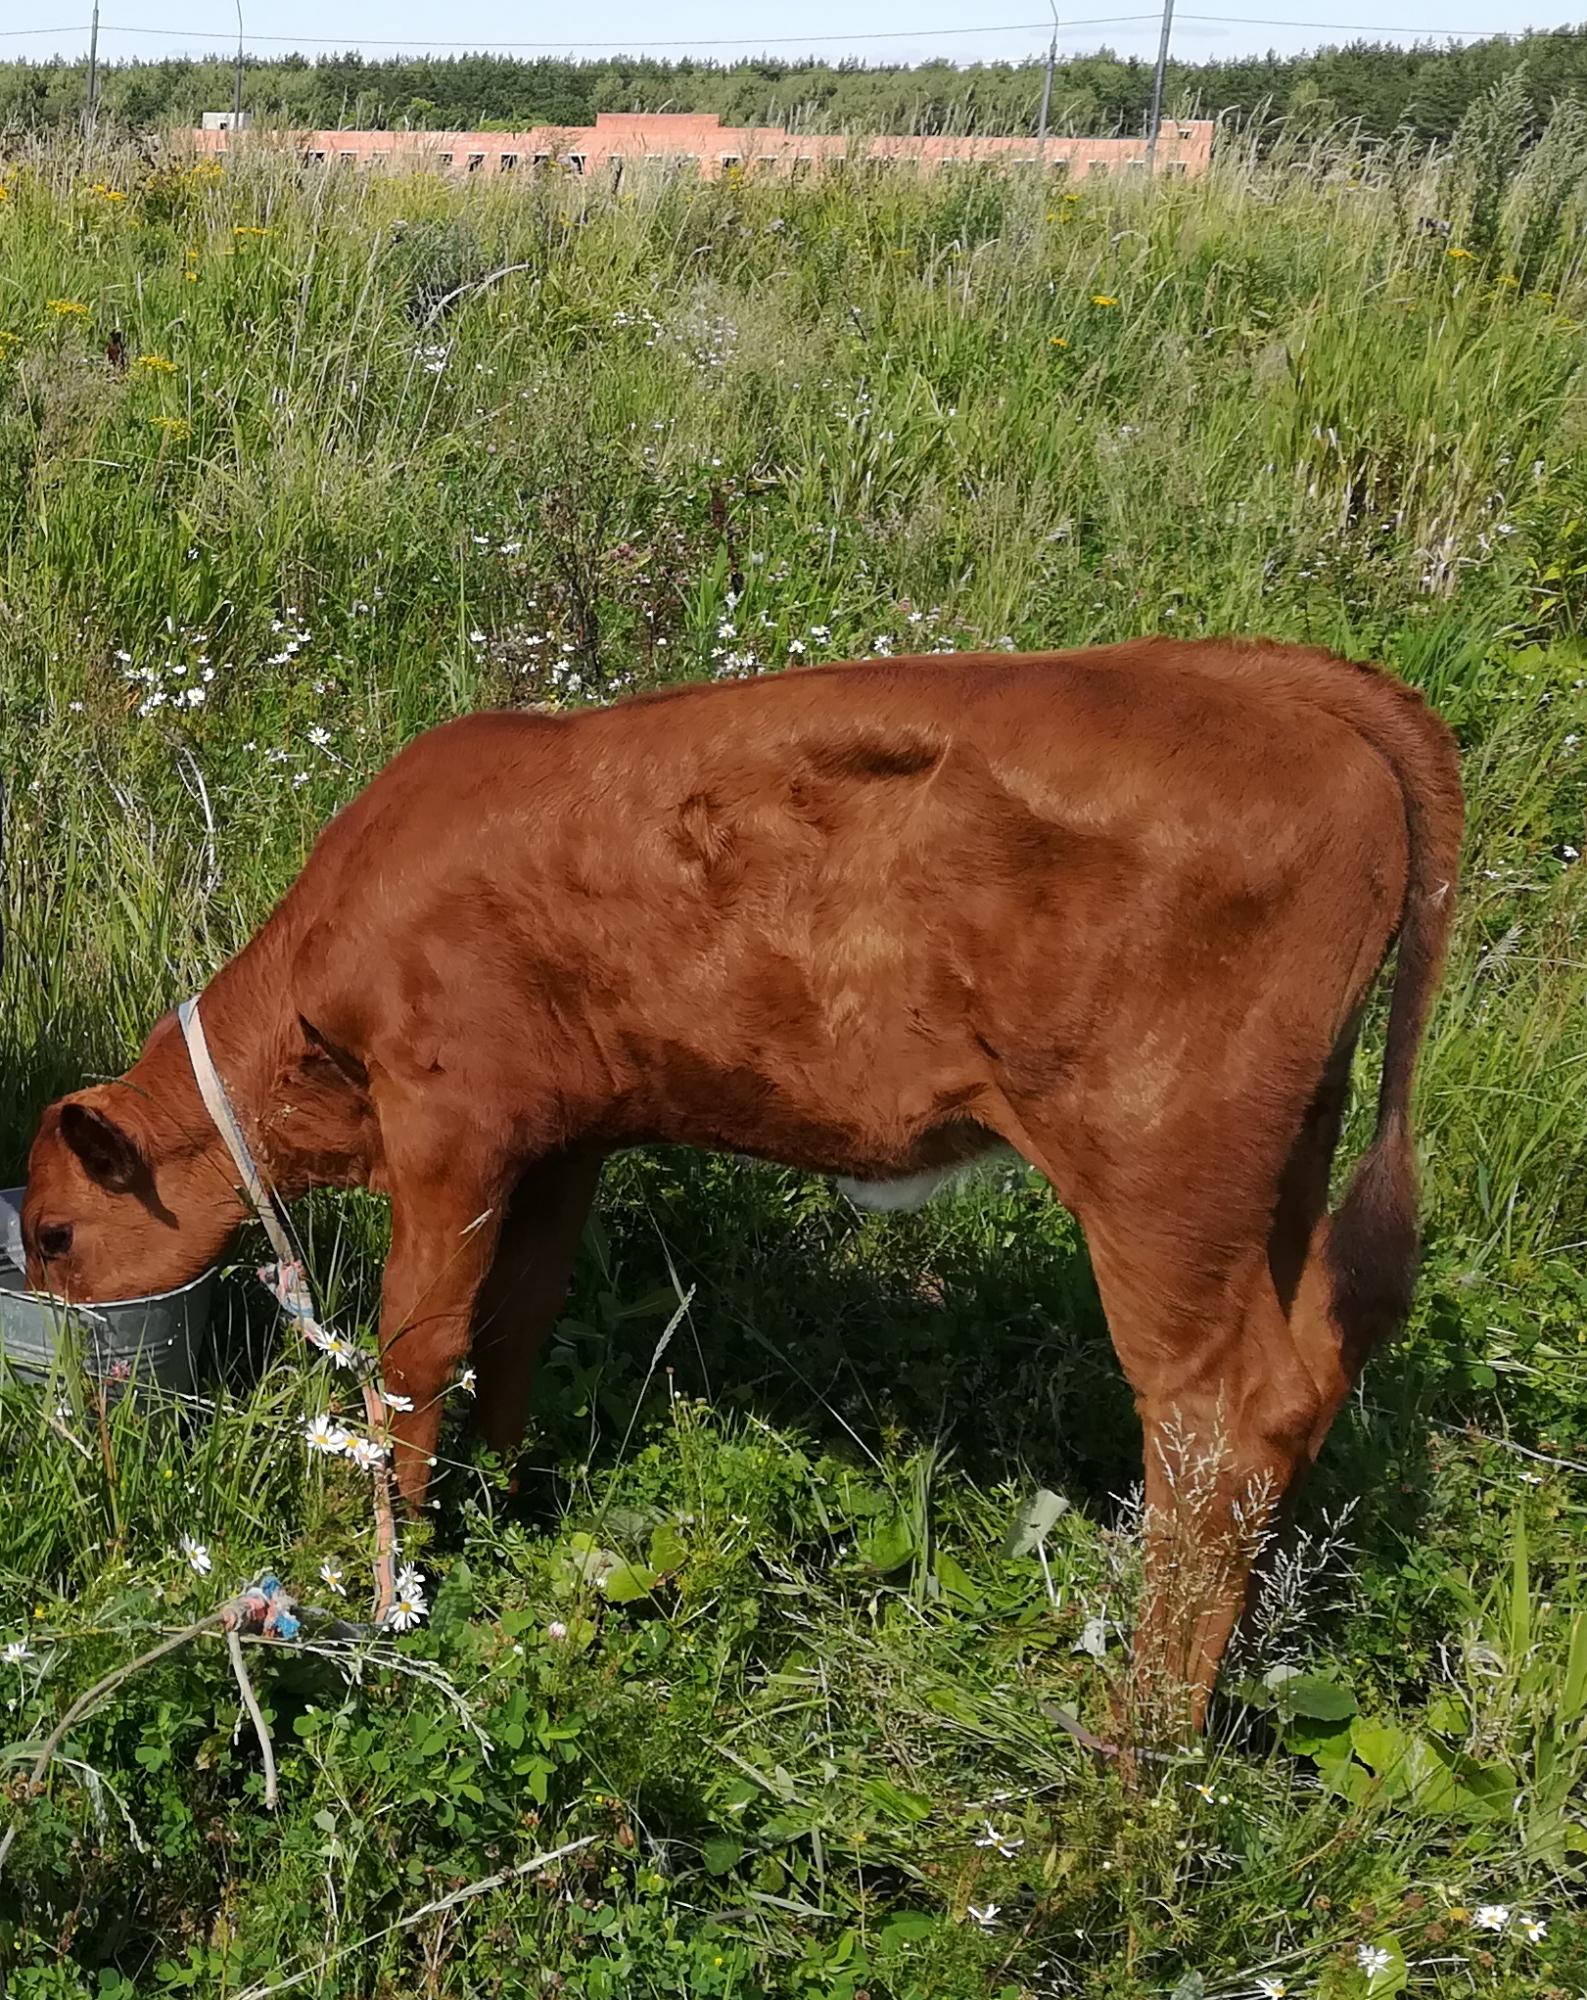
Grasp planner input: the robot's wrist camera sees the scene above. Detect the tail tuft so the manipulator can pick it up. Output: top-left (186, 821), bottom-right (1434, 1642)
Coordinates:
top-left (1328, 1111), bottom-right (1421, 1356)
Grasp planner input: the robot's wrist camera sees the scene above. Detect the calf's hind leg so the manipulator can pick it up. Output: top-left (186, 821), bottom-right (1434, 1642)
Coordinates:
top-left (1083, 1205), bottom-right (1326, 1733)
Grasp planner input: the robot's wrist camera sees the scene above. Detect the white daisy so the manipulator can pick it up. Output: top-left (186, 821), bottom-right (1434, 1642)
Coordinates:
top-left (458, 1367), bottom-right (477, 1393)
top-left (973, 1820), bottom-right (1024, 1858)
top-left (3, 1639), bottom-right (31, 1664)
top-left (1357, 1944), bottom-right (1392, 1974)
top-left (304, 1413), bottom-right (350, 1455)
top-left (318, 1561), bottom-right (346, 1596)
top-left (179, 1535), bottom-right (213, 1576)
top-left (1254, 1979), bottom-right (1288, 1999)
top-left (385, 1585), bottom-right (428, 1633)
top-left (1516, 1914), bottom-right (1546, 1943)
top-left (347, 1435), bottom-right (388, 1471)
top-left (966, 1902), bottom-right (999, 1929)
top-left (382, 1390), bottom-right (415, 1412)
top-left (1472, 1905), bottom-right (1510, 1933)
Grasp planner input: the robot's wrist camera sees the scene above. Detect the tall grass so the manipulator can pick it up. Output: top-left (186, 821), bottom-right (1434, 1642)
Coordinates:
top-left (0, 114), bottom-right (1584, 1997)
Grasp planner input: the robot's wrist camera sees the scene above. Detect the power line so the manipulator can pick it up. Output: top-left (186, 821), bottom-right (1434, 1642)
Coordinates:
top-left (6, 9), bottom-right (1583, 52)
top-left (92, 15), bottom-right (1156, 49)
top-left (1189, 9), bottom-right (1576, 29)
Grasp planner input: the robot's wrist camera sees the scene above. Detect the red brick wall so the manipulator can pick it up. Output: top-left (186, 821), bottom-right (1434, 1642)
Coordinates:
top-left (192, 111), bottom-right (1215, 181)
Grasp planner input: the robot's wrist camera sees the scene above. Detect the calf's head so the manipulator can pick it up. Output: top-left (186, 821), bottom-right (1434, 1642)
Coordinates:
top-left (22, 1019), bottom-right (246, 1303)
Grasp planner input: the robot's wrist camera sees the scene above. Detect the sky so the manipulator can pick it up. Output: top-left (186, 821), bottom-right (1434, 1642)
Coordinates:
top-left (2, 0), bottom-right (1552, 70)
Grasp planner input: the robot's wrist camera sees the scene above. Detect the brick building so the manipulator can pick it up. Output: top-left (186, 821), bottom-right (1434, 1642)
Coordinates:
top-left (192, 109), bottom-right (1215, 180)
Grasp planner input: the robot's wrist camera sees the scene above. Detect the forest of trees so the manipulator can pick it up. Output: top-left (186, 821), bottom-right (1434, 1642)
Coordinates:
top-left (2, 29), bottom-right (1587, 143)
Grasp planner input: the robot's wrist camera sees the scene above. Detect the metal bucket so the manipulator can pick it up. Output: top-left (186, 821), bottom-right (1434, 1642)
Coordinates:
top-left (0, 1186), bottom-right (219, 1394)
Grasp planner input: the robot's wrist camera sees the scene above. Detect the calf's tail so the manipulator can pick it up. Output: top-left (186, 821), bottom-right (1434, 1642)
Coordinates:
top-left (1327, 685), bottom-right (1463, 1350)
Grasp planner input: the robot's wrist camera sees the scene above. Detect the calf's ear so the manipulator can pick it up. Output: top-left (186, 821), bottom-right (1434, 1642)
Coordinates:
top-left (59, 1102), bottom-right (146, 1193)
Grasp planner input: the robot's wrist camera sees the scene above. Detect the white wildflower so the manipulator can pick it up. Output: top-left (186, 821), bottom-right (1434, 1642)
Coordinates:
top-left (382, 1391), bottom-right (415, 1412)
top-left (385, 1584), bottom-right (428, 1632)
top-left (1472, 1905), bottom-right (1510, 1933)
top-left (316, 1330), bottom-right (359, 1369)
top-left (547, 1619), bottom-right (569, 1641)
top-left (1357, 1943), bottom-right (1393, 1974)
top-left (3, 1640), bottom-right (31, 1664)
top-left (179, 1534), bottom-right (213, 1576)
top-left (304, 1412), bottom-right (350, 1455)
top-left (1516, 1914), bottom-right (1546, 1943)
top-left (457, 1366), bottom-right (477, 1393)
top-left (1254, 1980), bottom-right (1288, 1999)
top-left (318, 1561), bottom-right (346, 1596)
top-left (347, 1434), bottom-right (388, 1471)
top-left (973, 1820), bottom-right (1024, 1858)
top-left (966, 1902), bottom-right (999, 1929)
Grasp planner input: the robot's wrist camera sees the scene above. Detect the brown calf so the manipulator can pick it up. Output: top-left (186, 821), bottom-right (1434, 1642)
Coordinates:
top-left (23, 640), bottom-right (1462, 1717)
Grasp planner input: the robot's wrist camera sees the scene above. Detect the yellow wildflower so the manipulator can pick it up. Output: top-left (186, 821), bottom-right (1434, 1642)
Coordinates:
top-left (1049, 335), bottom-right (1069, 347)
top-left (1496, 273), bottom-right (1519, 288)
top-left (149, 415), bottom-right (191, 437)
top-left (135, 354), bottom-right (177, 373)
top-left (84, 181), bottom-right (127, 203)
top-left (232, 224), bottom-right (273, 237)
top-left (0, 183), bottom-right (11, 202)
top-left (1446, 245), bottom-right (1473, 260)
top-left (47, 299), bottom-right (90, 317)
top-left (1090, 293), bottom-right (1118, 308)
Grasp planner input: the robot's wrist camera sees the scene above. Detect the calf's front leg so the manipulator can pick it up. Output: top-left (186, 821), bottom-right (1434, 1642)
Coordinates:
top-left (375, 1157), bottom-right (508, 1507)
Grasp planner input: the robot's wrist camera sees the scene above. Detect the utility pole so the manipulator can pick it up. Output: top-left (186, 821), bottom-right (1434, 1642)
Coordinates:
top-left (1037, 1), bottom-right (1059, 143)
top-left (1144, 0), bottom-right (1175, 174)
top-left (84, 0), bottom-right (100, 132)
top-left (233, 0), bottom-right (245, 124)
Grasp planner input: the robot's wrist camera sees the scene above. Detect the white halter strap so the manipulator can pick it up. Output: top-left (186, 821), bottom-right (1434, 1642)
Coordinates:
top-left (177, 994), bottom-right (297, 1270)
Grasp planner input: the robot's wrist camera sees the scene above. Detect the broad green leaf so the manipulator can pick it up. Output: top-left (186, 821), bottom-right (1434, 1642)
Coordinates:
top-left (860, 1775), bottom-right (933, 1822)
top-left (879, 1913), bottom-right (935, 1948)
top-left (934, 1549), bottom-right (982, 1606)
top-left (1349, 1719), bottom-right (1462, 1813)
top-left (1277, 1673), bottom-right (1357, 1721)
top-left (600, 1561), bottom-right (658, 1604)
top-left (701, 1837), bottom-right (744, 1875)
top-left (649, 1522), bottom-right (689, 1574)
top-left (1283, 1714), bottom-right (1354, 1760)
top-left (860, 1515), bottom-right (916, 1572)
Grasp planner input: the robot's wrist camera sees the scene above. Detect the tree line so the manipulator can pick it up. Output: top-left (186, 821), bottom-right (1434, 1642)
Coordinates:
top-left (2, 32), bottom-right (1586, 144)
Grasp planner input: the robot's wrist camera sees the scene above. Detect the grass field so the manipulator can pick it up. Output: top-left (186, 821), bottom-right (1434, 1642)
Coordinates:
top-left (1, 113), bottom-right (1586, 1998)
